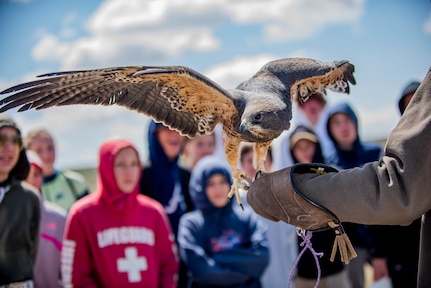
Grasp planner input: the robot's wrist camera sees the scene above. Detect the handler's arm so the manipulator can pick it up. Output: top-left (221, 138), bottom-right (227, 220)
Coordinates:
top-left (296, 67), bottom-right (431, 226)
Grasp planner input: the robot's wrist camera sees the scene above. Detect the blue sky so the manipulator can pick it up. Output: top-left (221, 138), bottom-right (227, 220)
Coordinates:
top-left (0, 0), bottom-right (430, 169)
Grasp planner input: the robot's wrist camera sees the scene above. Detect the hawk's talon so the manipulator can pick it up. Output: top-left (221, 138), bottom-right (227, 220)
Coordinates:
top-left (227, 176), bottom-right (250, 209)
top-left (238, 171), bottom-right (253, 183)
top-left (239, 182), bottom-right (249, 191)
top-left (300, 95), bottom-right (310, 103)
top-left (254, 170), bottom-right (263, 181)
top-left (238, 171), bottom-right (247, 180)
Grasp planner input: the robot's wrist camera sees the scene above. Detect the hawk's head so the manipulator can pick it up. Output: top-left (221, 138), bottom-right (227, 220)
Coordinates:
top-left (239, 100), bottom-right (292, 142)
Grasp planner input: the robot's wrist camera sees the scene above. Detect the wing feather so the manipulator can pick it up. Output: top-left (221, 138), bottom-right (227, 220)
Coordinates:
top-left (0, 66), bottom-right (237, 138)
top-left (246, 58), bottom-right (356, 103)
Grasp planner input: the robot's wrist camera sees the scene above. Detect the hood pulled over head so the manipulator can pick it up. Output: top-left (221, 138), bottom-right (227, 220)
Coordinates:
top-left (189, 156), bottom-right (232, 211)
top-left (97, 138), bottom-right (141, 212)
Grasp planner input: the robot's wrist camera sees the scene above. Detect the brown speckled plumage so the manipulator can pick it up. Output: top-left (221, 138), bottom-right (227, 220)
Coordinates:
top-left (0, 58), bottom-right (356, 206)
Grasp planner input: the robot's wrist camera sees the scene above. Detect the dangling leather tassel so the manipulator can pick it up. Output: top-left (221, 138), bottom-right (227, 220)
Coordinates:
top-left (328, 220), bottom-right (357, 264)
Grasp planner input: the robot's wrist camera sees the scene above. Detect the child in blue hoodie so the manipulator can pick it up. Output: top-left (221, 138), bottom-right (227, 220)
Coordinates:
top-left (178, 156), bottom-right (269, 288)
top-left (325, 102), bottom-right (382, 288)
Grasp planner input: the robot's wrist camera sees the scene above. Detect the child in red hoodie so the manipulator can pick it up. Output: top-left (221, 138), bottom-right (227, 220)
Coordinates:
top-left (61, 138), bottom-right (178, 287)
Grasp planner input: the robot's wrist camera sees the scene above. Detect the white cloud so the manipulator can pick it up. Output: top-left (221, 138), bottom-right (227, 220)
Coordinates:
top-left (89, 0), bottom-right (169, 32)
top-left (32, 35), bottom-right (71, 63)
top-left (30, 0), bottom-right (365, 70)
top-left (32, 0), bottom-right (223, 70)
top-left (205, 54), bottom-right (278, 89)
top-left (267, 1), bottom-right (364, 41)
top-left (219, 0), bottom-right (365, 41)
top-left (34, 29), bottom-right (219, 70)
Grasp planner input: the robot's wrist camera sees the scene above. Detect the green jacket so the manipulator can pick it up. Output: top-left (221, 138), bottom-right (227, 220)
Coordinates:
top-left (43, 170), bottom-right (88, 212)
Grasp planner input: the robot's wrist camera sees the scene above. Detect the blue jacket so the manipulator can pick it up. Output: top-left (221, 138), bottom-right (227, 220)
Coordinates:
top-left (178, 156), bottom-right (269, 288)
top-left (140, 120), bottom-right (194, 237)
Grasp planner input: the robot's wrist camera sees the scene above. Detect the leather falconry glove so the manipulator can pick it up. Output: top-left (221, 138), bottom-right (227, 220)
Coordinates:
top-left (247, 163), bottom-right (357, 264)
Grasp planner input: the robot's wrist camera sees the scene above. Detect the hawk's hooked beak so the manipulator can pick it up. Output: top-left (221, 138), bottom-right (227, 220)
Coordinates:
top-left (240, 119), bottom-right (252, 133)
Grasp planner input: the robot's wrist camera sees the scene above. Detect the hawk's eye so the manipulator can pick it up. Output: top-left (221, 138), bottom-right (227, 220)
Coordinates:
top-left (254, 114), bottom-right (262, 121)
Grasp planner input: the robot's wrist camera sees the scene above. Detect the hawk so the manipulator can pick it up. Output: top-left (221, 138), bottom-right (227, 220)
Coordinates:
top-left (0, 57), bottom-right (355, 208)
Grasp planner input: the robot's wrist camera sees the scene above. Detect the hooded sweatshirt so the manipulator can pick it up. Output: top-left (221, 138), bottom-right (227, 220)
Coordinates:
top-left (326, 102), bottom-right (382, 169)
top-left (61, 139), bottom-right (178, 288)
top-left (0, 114), bottom-right (40, 285)
top-left (178, 156), bottom-right (269, 288)
top-left (140, 121), bottom-right (194, 237)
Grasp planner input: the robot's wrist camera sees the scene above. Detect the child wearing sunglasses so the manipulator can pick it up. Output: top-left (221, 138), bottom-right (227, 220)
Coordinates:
top-left (0, 114), bottom-right (41, 287)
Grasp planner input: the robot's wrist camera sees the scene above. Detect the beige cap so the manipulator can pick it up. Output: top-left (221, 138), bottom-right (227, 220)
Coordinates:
top-left (289, 131), bottom-right (318, 150)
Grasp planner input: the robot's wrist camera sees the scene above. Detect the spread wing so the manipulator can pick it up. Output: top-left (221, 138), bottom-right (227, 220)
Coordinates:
top-left (0, 66), bottom-right (237, 138)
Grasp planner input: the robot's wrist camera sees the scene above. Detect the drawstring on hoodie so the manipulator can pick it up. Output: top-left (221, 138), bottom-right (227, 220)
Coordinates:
top-left (288, 229), bottom-right (323, 288)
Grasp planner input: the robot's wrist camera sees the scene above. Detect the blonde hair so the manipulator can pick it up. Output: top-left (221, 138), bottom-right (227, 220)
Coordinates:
top-left (25, 128), bottom-right (54, 149)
